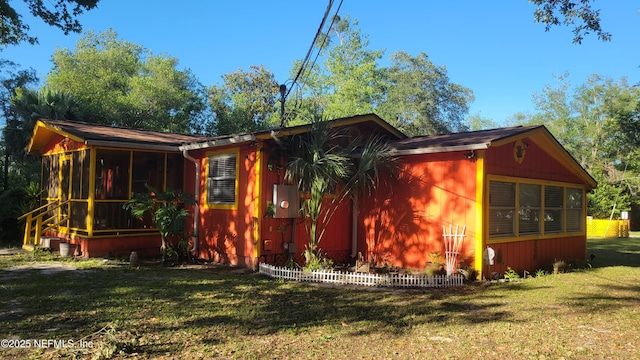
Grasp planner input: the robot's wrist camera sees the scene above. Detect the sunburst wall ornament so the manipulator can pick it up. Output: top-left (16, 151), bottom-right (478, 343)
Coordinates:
top-left (513, 139), bottom-right (527, 164)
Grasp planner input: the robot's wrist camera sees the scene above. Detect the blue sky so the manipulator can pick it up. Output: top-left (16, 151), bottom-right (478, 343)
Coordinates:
top-left (2, 0), bottom-right (639, 125)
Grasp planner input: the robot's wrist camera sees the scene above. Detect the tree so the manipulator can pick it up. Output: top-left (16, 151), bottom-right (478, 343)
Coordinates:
top-left (467, 113), bottom-right (499, 131)
top-left (0, 60), bottom-right (38, 191)
top-left (288, 16), bottom-right (473, 136)
top-left (0, 0), bottom-right (99, 47)
top-left (317, 16), bottom-right (385, 120)
top-left (46, 29), bottom-right (207, 133)
top-left (377, 51), bottom-right (474, 136)
top-left (530, 0), bottom-right (612, 44)
top-left (514, 74), bottom-right (640, 218)
top-left (6, 87), bottom-right (81, 158)
top-left (207, 65), bottom-right (280, 135)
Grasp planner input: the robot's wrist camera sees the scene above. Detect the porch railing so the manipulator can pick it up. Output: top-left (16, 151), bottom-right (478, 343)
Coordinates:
top-left (17, 200), bottom-right (69, 248)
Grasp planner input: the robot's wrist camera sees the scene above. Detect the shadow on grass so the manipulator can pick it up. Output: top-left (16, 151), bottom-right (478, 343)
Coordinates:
top-left (2, 247), bottom-right (638, 358)
top-left (0, 263), bottom-right (518, 348)
top-left (588, 237), bottom-right (640, 268)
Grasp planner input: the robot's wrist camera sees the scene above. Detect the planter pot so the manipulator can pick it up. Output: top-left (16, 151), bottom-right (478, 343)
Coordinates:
top-left (129, 251), bottom-right (139, 267)
top-left (59, 242), bottom-right (70, 257)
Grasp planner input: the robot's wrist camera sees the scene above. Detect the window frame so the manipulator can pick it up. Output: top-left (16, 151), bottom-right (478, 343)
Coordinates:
top-left (205, 149), bottom-right (240, 210)
top-left (487, 175), bottom-right (585, 243)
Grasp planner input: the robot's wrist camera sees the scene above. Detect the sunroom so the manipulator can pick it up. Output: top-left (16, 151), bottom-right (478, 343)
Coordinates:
top-left (22, 119), bottom-right (200, 257)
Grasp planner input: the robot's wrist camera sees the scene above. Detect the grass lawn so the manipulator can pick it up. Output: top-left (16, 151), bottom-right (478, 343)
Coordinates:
top-left (1, 238), bottom-right (639, 360)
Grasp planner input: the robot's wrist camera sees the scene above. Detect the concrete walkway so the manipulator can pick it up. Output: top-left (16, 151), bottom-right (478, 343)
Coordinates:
top-left (0, 248), bottom-right (27, 256)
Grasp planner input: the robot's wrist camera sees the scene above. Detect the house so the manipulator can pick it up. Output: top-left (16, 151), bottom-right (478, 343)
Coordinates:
top-left (23, 114), bottom-right (596, 277)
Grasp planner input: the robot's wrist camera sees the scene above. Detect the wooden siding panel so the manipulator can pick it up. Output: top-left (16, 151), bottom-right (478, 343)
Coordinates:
top-left (484, 235), bottom-right (586, 275)
top-left (486, 137), bottom-right (583, 184)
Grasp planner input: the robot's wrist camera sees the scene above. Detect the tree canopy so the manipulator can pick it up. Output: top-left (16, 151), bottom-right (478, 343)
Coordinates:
top-left (45, 29), bottom-right (207, 133)
top-left (286, 16), bottom-right (473, 136)
top-left (511, 74), bottom-right (640, 218)
top-left (0, 0), bottom-right (99, 47)
top-left (530, 0), bottom-right (611, 44)
top-left (207, 65), bottom-right (280, 135)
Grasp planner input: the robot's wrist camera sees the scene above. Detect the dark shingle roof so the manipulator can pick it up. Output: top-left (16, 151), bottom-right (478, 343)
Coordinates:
top-left (392, 125), bottom-right (542, 151)
top-left (41, 119), bottom-right (205, 146)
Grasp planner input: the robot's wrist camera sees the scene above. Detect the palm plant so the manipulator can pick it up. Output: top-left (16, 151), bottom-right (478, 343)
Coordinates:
top-left (123, 185), bottom-right (196, 262)
top-left (284, 121), bottom-right (398, 267)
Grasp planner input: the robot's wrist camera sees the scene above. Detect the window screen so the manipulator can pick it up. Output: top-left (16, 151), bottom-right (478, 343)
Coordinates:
top-left (489, 181), bottom-right (516, 237)
top-left (544, 186), bottom-right (564, 233)
top-left (519, 183), bottom-right (541, 234)
top-left (566, 188), bottom-right (583, 231)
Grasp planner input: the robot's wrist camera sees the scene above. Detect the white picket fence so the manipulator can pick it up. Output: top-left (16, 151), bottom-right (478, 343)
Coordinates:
top-left (258, 263), bottom-right (464, 288)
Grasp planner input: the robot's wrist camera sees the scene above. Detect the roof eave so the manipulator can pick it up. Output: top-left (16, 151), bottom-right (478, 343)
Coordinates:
top-left (84, 140), bottom-right (181, 152)
top-left (392, 143), bottom-right (490, 155)
top-left (179, 134), bottom-right (256, 151)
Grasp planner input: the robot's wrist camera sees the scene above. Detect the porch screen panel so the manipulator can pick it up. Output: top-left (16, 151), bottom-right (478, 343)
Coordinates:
top-left (81, 150), bottom-right (90, 199)
top-left (94, 202), bottom-right (134, 230)
top-left (489, 181), bottom-right (516, 237)
top-left (132, 152), bottom-right (165, 194)
top-left (207, 153), bottom-right (237, 205)
top-left (95, 149), bottom-right (130, 200)
top-left (42, 154), bottom-right (59, 199)
top-left (166, 153), bottom-right (184, 191)
top-left (70, 202), bottom-right (88, 229)
top-left (565, 187), bottom-right (583, 232)
top-left (544, 186), bottom-right (564, 233)
top-left (71, 151), bottom-right (85, 199)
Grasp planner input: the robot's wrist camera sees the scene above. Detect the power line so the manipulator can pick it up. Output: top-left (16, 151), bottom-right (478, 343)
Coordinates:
top-left (280, 0), bottom-right (343, 126)
top-left (284, 0), bottom-right (335, 102)
top-left (294, 0), bottom-right (343, 99)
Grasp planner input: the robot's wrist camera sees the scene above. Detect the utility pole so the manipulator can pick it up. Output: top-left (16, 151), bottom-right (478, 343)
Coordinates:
top-left (279, 84), bottom-right (286, 127)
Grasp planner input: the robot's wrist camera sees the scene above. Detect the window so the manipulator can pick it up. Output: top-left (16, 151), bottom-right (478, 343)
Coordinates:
top-left (207, 152), bottom-right (237, 206)
top-left (544, 186), bottom-right (563, 233)
top-left (489, 181), bottom-right (516, 237)
top-left (519, 183), bottom-right (541, 234)
top-left (488, 178), bottom-right (584, 241)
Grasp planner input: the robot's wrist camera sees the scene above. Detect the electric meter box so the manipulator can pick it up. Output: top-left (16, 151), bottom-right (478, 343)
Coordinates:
top-left (273, 184), bottom-right (300, 218)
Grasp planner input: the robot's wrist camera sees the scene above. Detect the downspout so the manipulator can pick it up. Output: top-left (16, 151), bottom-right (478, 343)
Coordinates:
top-left (182, 150), bottom-right (200, 254)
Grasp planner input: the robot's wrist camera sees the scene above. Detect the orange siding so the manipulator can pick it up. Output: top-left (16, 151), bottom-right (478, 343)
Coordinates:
top-left (361, 152), bottom-right (477, 270)
top-left (44, 230), bottom-right (162, 258)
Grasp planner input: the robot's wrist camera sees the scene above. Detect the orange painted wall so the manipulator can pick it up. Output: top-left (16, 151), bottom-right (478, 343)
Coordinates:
top-left (42, 134), bottom-right (87, 154)
top-left (44, 230), bottom-right (162, 258)
top-left (360, 151), bottom-right (478, 270)
top-left (191, 145), bottom-right (260, 268)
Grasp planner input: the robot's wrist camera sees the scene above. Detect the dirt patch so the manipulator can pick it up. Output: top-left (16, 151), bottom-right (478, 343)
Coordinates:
top-left (4, 263), bottom-right (80, 275)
